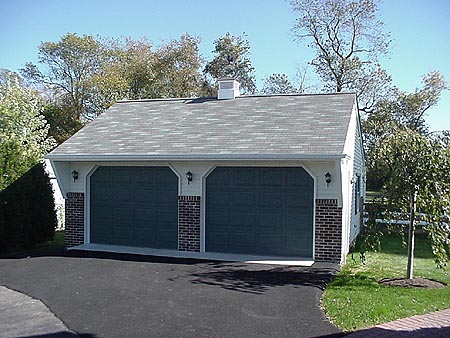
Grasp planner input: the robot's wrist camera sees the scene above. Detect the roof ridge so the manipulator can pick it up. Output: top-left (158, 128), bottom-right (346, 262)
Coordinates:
top-left (116, 91), bottom-right (356, 104)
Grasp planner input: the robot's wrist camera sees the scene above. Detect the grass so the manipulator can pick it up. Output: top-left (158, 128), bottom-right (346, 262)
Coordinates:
top-left (50, 230), bottom-right (65, 247)
top-left (322, 233), bottom-right (450, 332)
top-left (365, 190), bottom-right (383, 202)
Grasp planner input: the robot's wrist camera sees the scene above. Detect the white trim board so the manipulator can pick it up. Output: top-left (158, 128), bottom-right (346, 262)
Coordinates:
top-left (71, 244), bottom-right (314, 267)
top-left (46, 153), bottom-right (349, 162)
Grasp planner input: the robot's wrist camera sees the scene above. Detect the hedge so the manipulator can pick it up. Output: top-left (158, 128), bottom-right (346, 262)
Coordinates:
top-left (0, 162), bottom-right (57, 253)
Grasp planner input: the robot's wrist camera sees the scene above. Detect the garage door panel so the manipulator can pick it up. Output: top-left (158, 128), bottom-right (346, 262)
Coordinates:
top-left (233, 168), bottom-right (257, 186)
top-left (287, 236), bottom-right (311, 255)
top-left (92, 187), bottom-right (116, 202)
top-left (207, 169), bottom-right (230, 186)
top-left (157, 168), bottom-right (177, 184)
top-left (260, 192), bottom-right (283, 208)
top-left (90, 166), bottom-right (178, 249)
top-left (134, 189), bottom-right (156, 203)
top-left (256, 234), bottom-right (284, 250)
top-left (133, 231), bottom-right (157, 247)
top-left (158, 228), bottom-right (177, 241)
top-left (206, 167), bottom-right (313, 257)
top-left (286, 168), bottom-right (313, 186)
top-left (113, 168), bottom-right (133, 183)
top-left (208, 191), bottom-right (233, 207)
top-left (229, 232), bottom-right (254, 247)
top-left (207, 211), bottom-right (229, 226)
top-left (286, 213), bottom-right (312, 230)
top-left (286, 192), bottom-right (312, 207)
top-left (260, 168), bottom-right (282, 186)
top-left (259, 213), bottom-right (282, 231)
top-left (113, 206), bottom-right (134, 220)
top-left (233, 212), bottom-right (256, 227)
top-left (156, 190), bottom-right (176, 204)
top-left (110, 187), bottom-right (134, 202)
top-left (92, 168), bottom-right (113, 183)
top-left (233, 191), bottom-right (256, 207)
top-left (207, 232), bottom-right (229, 251)
top-left (134, 207), bottom-right (155, 221)
top-left (113, 226), bottom-right (133, 238)
top-left (134, 169), bottom-right (155, 184)
top-left (157, 210), bottom-right (177, 223)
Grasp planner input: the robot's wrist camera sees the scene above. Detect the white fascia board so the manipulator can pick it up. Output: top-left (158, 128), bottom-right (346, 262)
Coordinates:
top-left (45, 153), bottom-right (350, 162)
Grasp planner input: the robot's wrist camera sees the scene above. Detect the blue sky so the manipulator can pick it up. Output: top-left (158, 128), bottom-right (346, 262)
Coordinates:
top-left (0, 0), bottom-right (449, 131)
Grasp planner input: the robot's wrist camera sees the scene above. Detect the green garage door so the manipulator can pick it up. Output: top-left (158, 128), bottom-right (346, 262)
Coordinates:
top-left (90, 166), bottom-right (178, 249)
top-left (206, 167), bottom-right (314, 257)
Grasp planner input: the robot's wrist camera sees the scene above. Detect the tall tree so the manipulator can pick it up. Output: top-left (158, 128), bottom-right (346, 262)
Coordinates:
top-left (364, 70), bottom-right (447, 184)
top-left (0, 75), bottom-right (55, 190)
top-left (370, 129), bottom-right (450, 277)
top-left (152, 34), bottom-right (204, 98)
top-left (117, 38), bottom-right (156, 100)
top-left (204, 32), bottom-right (256, 94)
top-left (22, 33), bottom-right (207, 121)
top-left (41, 104), bottom-right (83, 144)
top-left (363, 71), bottom-right (449, 278)
top-left (290, 0), bottom-right (391, 112)
top-left (20, 33), bottom-right (113, 121)
top-left (261, 74), bottom-right (297, 95)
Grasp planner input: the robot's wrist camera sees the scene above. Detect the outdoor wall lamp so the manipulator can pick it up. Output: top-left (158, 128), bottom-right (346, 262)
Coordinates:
top-left (71, 170), bottom-right (79, 182)
top-left (186, 171), bottom-right (193, 185)
top-left (325, 172), bottom-right (332, 187)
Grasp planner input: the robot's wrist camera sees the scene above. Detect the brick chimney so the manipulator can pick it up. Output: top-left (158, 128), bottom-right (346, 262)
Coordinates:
top-left (217, 77), bottom-right (240, 100)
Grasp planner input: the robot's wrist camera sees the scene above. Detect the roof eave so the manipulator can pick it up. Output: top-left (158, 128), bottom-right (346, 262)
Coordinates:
top-left (45, 153), bottom-right (350, 162)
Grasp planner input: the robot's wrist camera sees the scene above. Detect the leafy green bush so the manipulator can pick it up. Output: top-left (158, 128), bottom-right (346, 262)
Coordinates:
top-left (0, 163), bottom-right (57, 253)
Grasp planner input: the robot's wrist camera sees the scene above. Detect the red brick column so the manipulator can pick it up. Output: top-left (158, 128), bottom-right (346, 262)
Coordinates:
top-left (65, 192), bottom-right (85, 249)
top-left (315, 199), bottom-right (343, 263)
top-left (178, 196), bottom-right (200, 252)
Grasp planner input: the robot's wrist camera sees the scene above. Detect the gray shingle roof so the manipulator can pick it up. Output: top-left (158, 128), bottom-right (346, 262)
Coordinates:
top-left (47, 93), bottom-right (356, 160)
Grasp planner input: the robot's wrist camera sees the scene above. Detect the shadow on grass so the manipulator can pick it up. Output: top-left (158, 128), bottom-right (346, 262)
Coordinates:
top-left (188, 262), bottom-right (340, 294)
top-left (327, 270), bottom-right (379, 290)
top-left (357, 234), bottom-right (435, 260)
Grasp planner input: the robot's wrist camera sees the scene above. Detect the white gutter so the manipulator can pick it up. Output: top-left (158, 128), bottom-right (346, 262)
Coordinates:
top-left (45, 153), bottom-right (350, 162)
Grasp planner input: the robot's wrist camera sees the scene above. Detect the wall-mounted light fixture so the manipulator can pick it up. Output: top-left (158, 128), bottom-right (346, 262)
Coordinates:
top-left (71, 170), bottom-right (79, 182)
top-left (325, 172), bottom-right (331, 187)
top-left (186, 171), bottom-right (193, 185)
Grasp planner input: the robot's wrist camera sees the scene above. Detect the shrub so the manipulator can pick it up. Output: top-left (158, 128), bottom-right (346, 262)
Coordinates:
top-left (0, 162), bottom-right (57, 253)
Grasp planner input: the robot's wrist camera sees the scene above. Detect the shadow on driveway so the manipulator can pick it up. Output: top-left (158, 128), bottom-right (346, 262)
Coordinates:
top-left (16, 333), bottom-right (96, 338)
top-left (187, 262), bottom-right (339, 294)
top-left (0, 250), bottom-right (341, 338)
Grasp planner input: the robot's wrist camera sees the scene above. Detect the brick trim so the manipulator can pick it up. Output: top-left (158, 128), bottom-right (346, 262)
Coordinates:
top-left (315, 198), bottom-right (342, 263)
top-left (316, 198), bottom-right (338, 205)
top-left (65, 192), bottom-right (85, 249)
top-left (178, 195), bottom-right (201, 252)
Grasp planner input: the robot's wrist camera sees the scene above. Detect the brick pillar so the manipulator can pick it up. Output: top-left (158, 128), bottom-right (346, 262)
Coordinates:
top-left (178, 196), bottom-right (200, 252)
top-left (315, 199), bottom-right (343, 263)
top-left (65, 192), bottom-right (85, 249)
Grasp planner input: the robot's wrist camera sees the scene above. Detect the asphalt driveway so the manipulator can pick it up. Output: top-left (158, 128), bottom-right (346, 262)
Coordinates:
top-left (0, 250), bottom-right (342, 338)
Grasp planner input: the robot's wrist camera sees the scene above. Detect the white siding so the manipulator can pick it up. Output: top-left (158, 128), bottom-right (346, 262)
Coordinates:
top-left (52, 160), bottom-right (341, 201)
top-left (349, 116), bottom-right (365, 244)
top-left (341, 101), bottom-right (366, 252)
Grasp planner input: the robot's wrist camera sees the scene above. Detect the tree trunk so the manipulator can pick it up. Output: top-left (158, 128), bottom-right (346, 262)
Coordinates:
top-left (406, 191), bottom-right (417, 279)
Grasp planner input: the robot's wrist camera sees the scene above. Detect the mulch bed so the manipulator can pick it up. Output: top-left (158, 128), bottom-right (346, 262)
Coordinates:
top-left (379, 277), bottom-right (447, 289)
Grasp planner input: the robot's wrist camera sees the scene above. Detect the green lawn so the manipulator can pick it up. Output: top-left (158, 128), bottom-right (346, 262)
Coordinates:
top-left (322, 234), bottom-right (450, 332)
top-left (48, 230), bottom-right (65, 247)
